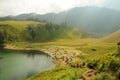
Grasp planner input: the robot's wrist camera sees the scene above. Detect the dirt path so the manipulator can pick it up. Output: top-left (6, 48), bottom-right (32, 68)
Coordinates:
top-left (79, 68), bottom-right (97, 80)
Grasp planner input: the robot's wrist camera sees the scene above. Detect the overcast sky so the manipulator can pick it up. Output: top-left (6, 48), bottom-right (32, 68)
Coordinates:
top-left (0, 0), bottom-right (120, 17)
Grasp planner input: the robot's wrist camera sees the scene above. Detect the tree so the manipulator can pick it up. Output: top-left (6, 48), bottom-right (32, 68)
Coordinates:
top-left (117, 42), bottom-right (120, 49)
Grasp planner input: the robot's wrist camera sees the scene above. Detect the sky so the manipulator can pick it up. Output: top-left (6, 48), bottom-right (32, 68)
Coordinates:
top-left (0, 0), bottom-right (120, 17)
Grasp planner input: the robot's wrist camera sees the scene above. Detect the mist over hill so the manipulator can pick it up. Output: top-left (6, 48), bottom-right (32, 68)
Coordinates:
top-left (0, 7), bottom-right (120, 37)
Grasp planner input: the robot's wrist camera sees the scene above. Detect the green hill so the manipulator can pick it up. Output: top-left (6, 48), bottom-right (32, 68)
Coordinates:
top-left (0, 20), bottom-right (45, 31)
top-left (0, 21), bottom-right (46, 43)
top-left (0, 20), bottom-right (87, 44)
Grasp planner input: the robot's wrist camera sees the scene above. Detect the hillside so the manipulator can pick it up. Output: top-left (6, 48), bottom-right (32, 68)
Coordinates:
top-left (1, 7), bottom-right (120, 37)
top-left (0, 21), bottom-right (87, 44)
top-left (101, 29), bottom-right (120, 42)
top-left (26, 48), bottom-right (120, 80)
top-left (0, 21), bottom-right (45, 44)
top-left (0, 20), bottom-right (44, 31)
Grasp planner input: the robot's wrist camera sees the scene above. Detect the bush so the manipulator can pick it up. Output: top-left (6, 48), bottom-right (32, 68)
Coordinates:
top-left (93, 72), bottom-right (117, 80)
top-left (0, 24), bottom-right (21, 43)
top-left (0, 23), bottom-right (73, 43)
top-left (86, 50), bottom-right (120, 71)
top-left (21, 23), bottom-right (71, 42)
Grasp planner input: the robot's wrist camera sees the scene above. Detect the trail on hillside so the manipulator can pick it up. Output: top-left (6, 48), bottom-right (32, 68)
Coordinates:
top-left (79, 68), bottom-right (97, 80)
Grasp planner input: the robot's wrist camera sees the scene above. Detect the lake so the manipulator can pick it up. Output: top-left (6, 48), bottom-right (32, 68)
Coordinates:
top-left (0, 51), bottom-right (55, 80)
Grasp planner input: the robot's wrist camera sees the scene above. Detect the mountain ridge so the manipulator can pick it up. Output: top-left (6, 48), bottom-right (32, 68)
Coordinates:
top-left (0, 6), bottom-right (120, 37)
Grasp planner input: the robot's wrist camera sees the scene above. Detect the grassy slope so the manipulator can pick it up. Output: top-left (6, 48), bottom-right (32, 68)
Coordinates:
top-left (0, 20), bottom-right (87, 41)
top-left (25, 66), bottom-right (86, 80)
top-left (101, 29), bottom-right (120, 42)
top-left (0, 20), bottom-right (45, 31)
top-left (23, 39), bottom-right (118, 80)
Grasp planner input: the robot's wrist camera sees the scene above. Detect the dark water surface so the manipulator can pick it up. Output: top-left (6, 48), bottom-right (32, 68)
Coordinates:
top-left (0, 51), bottom-right (55, 80)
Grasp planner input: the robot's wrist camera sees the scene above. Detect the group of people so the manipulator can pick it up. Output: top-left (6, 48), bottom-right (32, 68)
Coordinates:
top-left (47, 47), bottom-right (85, 68)
top-left (50, 48), bottom-right (74, 63)
top-left (70, 62), bottom-right (86, 68)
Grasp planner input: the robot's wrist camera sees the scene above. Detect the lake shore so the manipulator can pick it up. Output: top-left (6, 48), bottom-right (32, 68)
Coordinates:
top-left (3, 44), bottom-right (82, 66)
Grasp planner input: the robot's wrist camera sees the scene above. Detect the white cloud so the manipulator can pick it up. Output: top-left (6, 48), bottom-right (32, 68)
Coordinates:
top-left (0, 0), bottom-right (108, 17)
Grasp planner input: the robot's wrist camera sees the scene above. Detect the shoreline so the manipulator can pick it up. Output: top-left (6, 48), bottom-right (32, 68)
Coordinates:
top-left (3, 45), bottom-right (82, 66)
top-left (2, 46), bottom-right (58, 65)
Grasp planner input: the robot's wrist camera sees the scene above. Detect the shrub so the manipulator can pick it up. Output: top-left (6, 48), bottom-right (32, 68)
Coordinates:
top-left (93, 72), bottom-right (117, 80)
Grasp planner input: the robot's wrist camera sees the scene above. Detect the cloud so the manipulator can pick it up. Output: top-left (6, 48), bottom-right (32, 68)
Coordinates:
top-left (0, 0), bottom-right (117, 17)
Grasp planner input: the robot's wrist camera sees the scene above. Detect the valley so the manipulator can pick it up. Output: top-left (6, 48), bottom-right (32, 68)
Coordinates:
top-left (0, 7), bottom-right (120, 80)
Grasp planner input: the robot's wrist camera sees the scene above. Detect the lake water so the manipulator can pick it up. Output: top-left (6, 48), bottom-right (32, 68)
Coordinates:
top-left (0, 51), bottom-right (55, 80)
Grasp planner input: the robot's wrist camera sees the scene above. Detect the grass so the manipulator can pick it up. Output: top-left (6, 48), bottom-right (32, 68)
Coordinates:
top-left (7, 38), bottom-right (118, 63)
top-left (25, 66), bottom-right (86, 80)
top-left (77, 42), bottom-right (117, 60)
top-left (9, 38), bottom-right (117, 60)
top-left (101, 29), bottom-right (120, 43)
top-left (0, 20), bottom-right (45, 31)
top-left (92, 72), bottom-right (117, 80)
top-left (9, 38), bottom-right (97, 48)
top-left (6, 38), bottom-right (118, 80)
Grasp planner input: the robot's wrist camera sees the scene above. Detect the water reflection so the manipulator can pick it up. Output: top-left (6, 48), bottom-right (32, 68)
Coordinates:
top-left (0, 68), bottom-right (1, 75)
top-left (0, 57), bottom-right (3, 60)
top-left (26, 50), bottom-right (50, 58)
top-left (27, 52), bottom-right (36, 58)
top-left (0, 51), bottom-right (55, 80)
top-left (27, 70), bottom-right (36, 77)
